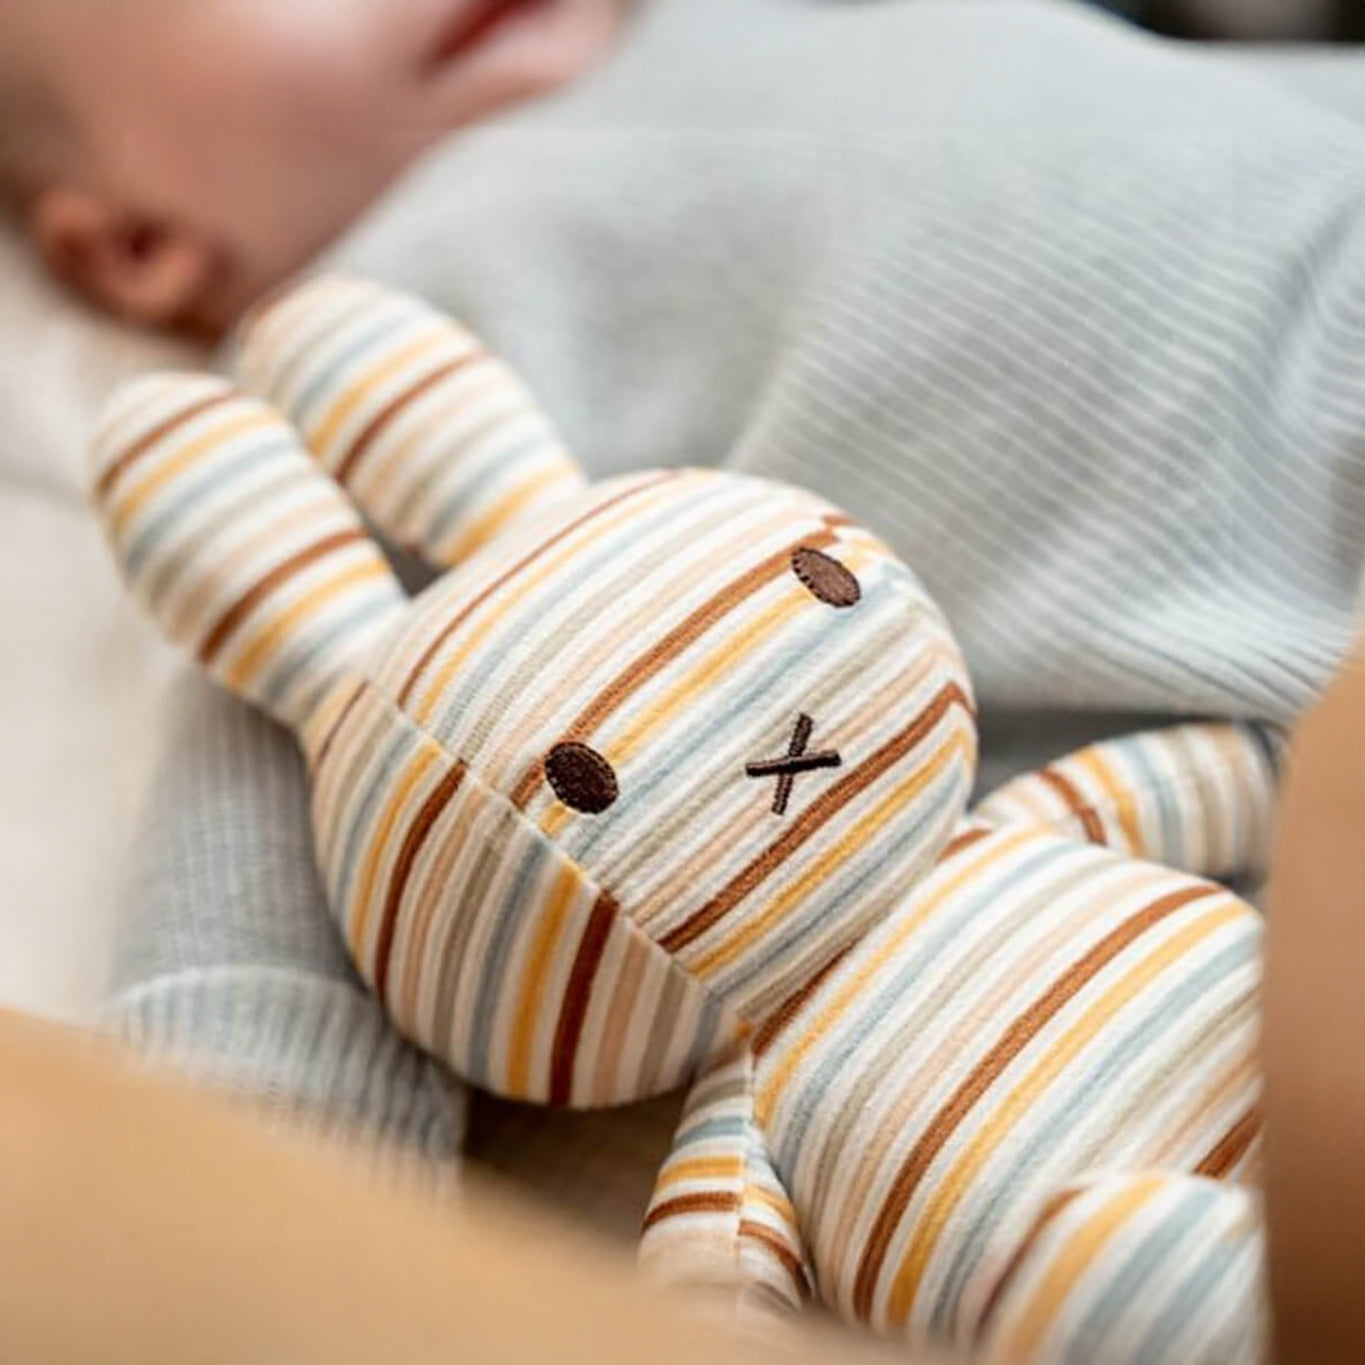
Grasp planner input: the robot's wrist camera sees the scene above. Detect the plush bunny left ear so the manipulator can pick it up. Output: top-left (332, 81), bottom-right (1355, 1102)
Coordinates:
top-left (91, 373), bottom-right (407, 733)
top-left (236, 276), bottom-right (586, 570)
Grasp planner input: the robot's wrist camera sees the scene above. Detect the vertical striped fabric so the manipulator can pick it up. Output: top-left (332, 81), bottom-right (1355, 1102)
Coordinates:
top-left (237, 275), bottom-right (585, 568)
top-left (974, 722), bottom-right (1282, 883)
top-left (90, 374), bottom-right (407, 731)
top-left (643, 719), bottom-right (1272, 1364)
top-left (328, 0), bottom-right (1365, 766)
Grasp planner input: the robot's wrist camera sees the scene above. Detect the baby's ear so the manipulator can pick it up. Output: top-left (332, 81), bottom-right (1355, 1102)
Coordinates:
top-left (91, 373), bottom-right (406, 732)
top-left (235, 276), bottom-right (585, 569)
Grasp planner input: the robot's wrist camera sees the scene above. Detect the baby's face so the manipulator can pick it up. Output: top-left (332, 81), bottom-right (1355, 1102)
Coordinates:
top-left (12, 0), bottom-right (626, 321)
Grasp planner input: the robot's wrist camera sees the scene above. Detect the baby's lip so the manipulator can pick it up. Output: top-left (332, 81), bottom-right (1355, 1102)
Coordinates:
top-left (423, 0), bottom-right (555, 72)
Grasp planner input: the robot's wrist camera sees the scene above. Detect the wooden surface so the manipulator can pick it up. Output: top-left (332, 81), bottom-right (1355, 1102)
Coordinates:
top-left (1265, 654), bottom-right (1365, 1362)
top-left (0, 1009), bottom-right (919, 1365)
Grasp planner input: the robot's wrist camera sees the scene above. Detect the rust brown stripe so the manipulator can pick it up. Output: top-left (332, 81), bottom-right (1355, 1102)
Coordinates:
top-left (1039, 768), bottom-right (1107, 845)
top-left (333, 353), bottom-right (481, 487)
top-left (310, 681), bottom-right (367, 777)
top-left (396, 472), bottom-right (677, 710)
top-left (973, 1188), bottom-right (1083, 1347)
top-left (1194, 1102), bottom-right (1263, 1180)
top-left (753, 943), bottom-right (855, 1060)
top-left (662, 682), bottom-right (971, 956)
top-left (95, 391), bottom-right (235, 503)
top-left (373, 762), bottom-right (467, 1008)
top-left (739, 1220), bottom-right (812, 1298)
top-left (850, 879), bottom-right (1221, 1321)
top-left (642, 1191), bottom-right (740, 1232)
top-left (510, 527), bottom-right (841, 811)
top-left (198, 528), bottom-right (367, 667)
top-left (940, 825), bottom-right (994, 863)
top-left (548, 892), bottom-right (619, 1106)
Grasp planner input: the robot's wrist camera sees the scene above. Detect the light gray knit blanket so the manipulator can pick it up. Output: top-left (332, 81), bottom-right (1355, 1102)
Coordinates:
top-left (109, 0), bottom-right (1365, 1192)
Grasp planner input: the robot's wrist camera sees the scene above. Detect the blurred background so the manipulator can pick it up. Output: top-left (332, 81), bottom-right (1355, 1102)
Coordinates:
top-left (1100, 0), bottom-right (1354, 39)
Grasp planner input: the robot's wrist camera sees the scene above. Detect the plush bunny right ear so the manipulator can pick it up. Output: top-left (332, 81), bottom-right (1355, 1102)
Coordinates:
top-left (91, 373), bottom-right (407, 733)
top-left (235, 276), bottom-right (586, 570)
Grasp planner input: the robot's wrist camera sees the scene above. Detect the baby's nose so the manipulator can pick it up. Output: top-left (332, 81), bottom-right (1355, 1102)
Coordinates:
top-left (746, 714), bottom-right (843, 816)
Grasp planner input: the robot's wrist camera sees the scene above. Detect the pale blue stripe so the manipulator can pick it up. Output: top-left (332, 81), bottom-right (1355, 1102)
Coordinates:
top-left (125, 434), bottom-right (297, 579)
top-left (931, 931), bottom-right (1257, 1334)
top-left (261, 587), bottom-right (403, 711)
top-left (430, 474), bottom-right (736, 748)
top-left (290, 311), bottom-right (413, 431)
top-left (1132, 1209), bottom-right (1254, 1365)
top-left (331, 724), bottom-right (426, 918)
top-left (1062, 1178), bottom-right (1219, 1365)
top-left (564, 571), bottom-right (905, 864)
top-left (464, 835), bottom-right (552, 1087)
top-left (775, 840), bottom-right (1076, 1167)
top-left (718, 757), bottom-right (967, 1000)
top-left (416, 433), bottom-right (550, 546)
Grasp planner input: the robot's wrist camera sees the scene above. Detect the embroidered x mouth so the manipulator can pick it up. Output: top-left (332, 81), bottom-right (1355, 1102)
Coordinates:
top-left (747, 713), bottom-right (843, 817)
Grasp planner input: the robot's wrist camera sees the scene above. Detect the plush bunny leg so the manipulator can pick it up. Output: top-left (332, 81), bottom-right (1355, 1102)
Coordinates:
top-left (973, 722), bottom-right (1283, 884)
top-left (235, 276), bottom-right (586, 570)
top-left (92, 373), bottom-right (406, 733)
top-left (972, 1171), bottom-right (1265, 1365)
top-left (642, 1044), bottom-right (812, 1325)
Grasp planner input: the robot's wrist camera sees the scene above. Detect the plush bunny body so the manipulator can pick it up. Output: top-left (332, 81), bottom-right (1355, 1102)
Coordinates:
top-left (93, 278), bottom-right (1274, 1363)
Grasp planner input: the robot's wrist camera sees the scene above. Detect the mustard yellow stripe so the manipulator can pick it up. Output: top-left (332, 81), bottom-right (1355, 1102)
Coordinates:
top-left (1000, 1176), bottom-right (1164, 1360)
top-left (111, 411), bottom-right (275, 542)
top-left (539, 546), bottom-right (879, 845)
top-left (883, 899), bottom-right (1245, 1326)
top-left (224, 558), bottom-right (390, 692)
top-left (506, 862), bottom-right (582, 1097)
top-left (306, 326), bottom-right (452, 460)
top-left (660, 1156), bottom-right (746, 1187)
top-left (538, 591), bottom-right (811, 845)
top-left (694, 730), bottom-right (969, 978)
top-left (441, 458), bottom-right (580, 562)
top-left (1075, 748), bottom-right (1142, 854)
top-left (359, 370), bottom-right (503, 498)
top-left (166, 483), bottom-right (341, 640)
top-left (822, 860), bottom-right (1159, 1280)
top-left (411, 487), bottom-right (675, 727)
top-left (750, 1185), bottom-right (798, 1223)
top-left (246, 279), bottom-right (355, 377)
top-left (756, 826), bottom-right (1039, 1123)
top-left (613, 543), bottom-right (878, 766)
top-left (347, 744), bottom-right (443, 960)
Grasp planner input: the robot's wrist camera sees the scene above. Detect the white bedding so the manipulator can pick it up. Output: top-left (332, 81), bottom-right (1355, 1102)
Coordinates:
top-left (0, 232), bottom-right (201, 1021)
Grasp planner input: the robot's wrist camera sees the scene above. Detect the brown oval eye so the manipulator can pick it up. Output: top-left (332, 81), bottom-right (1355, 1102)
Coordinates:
top-left (545, 742), bottom-right (619, 814)
top-left (792, 547), bottom-right (861, 608)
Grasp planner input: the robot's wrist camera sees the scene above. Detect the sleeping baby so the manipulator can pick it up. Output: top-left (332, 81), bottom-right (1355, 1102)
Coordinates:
top-left (6, 2), bottom-right (1365, 1361)
top-left (0, 0), bottom-right (630, 331)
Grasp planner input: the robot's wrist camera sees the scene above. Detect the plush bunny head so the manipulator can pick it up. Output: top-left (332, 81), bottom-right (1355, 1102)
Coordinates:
top-left (92, 278), bottom-right (977, 1107)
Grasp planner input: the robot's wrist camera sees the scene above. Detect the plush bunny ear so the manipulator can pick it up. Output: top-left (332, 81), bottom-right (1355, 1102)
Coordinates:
top-left (235, 276), bottom-right (586, 570)
top-left (91, 373), bottom-right (407, 733)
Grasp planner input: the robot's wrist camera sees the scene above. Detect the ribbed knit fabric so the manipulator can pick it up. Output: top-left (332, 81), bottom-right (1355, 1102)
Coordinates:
top-left (106, 676), bottom-right (464, 1164)
top-left (110, 0), bottom-right (1365, 1207)
top-left (331, 0), bottom-right (1365, 760)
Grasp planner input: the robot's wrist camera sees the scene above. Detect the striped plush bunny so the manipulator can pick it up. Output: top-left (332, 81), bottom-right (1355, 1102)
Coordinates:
top-left (92, 277), bottom-right (1276, 1365)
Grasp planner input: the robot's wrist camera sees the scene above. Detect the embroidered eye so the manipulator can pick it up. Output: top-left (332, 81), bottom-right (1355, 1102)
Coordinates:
top-left (792, 547), bottom-right (861, 608)
top-left (545, 742), bottom-right (619, 814)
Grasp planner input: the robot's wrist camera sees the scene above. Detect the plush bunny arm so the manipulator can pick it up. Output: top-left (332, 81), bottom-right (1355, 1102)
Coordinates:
top-left (91, 374), bottom-right (406, 732)
top-left (972, 1171), bottom-right (1264, 1365)
top-left (973, 721), bottom-right (1282, 883)
top-left (641, 1045), bottom-right (811, 1322)
top-left (235, 276), bottom-right (586, 570)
